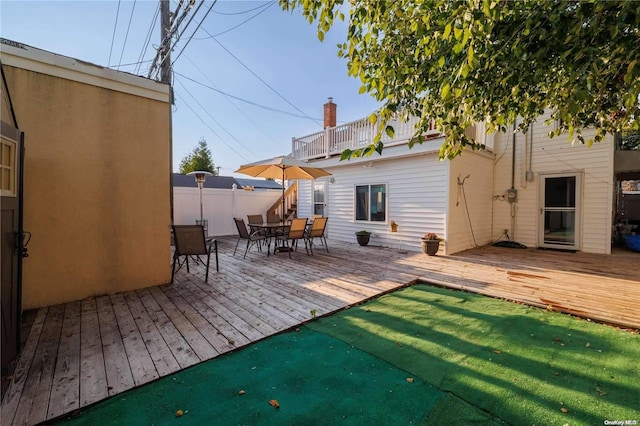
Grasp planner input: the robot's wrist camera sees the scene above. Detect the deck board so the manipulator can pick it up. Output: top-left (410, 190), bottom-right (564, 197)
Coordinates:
top-left (2, 238), bottom-right (638, 425)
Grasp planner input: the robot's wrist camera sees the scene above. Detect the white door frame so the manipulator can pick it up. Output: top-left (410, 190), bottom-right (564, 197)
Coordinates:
top-left (313, 179), bottom-right (328, 217)
top-left (538, 172), bottom-right (582, 250)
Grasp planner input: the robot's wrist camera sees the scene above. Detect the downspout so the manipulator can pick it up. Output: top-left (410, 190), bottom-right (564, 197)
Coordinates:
top-left (511, 122), bottom-right (516, 190)
top-left (1, 61), bottom-right (19, 128)
top-left (511, 122), bottom-right (517, 239)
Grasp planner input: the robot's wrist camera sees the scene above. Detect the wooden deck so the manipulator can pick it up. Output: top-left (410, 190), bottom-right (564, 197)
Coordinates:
top-left (2, 237), bottom-right (639, 425)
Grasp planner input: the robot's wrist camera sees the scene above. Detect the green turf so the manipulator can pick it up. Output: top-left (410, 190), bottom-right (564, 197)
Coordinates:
top-left (56, 284), bottom-right (639, 425)
top-left (58, 329), bottom-right (449, 425)
top-left (308, 284), bottom-right (640, 425)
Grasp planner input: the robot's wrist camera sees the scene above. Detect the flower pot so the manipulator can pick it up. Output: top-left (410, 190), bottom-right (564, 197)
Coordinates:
top-left (356, 233), bottom-right (371, 246)
top-left (390, 223), bottom-right (398, 232)
top-left (421, 239), bottom-right (440, 256)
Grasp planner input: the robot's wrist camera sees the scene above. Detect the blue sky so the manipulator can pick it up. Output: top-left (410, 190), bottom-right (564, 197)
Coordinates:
top-left (0, 0), bottom-right (381, 175)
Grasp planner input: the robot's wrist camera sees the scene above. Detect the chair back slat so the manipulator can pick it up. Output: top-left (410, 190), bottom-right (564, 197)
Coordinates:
top-left (266, 213), bottom-right (281, 224)
top-left (247, 214), bottom-right (263, 225)
top-left (173, 225), bottom-right (207, 255)
top-left (234, 218), bottom-right (250, 239)
top-left (287, 218), bottom-right (308, 239)
top-left (308, 217), bottom-right (328, 238)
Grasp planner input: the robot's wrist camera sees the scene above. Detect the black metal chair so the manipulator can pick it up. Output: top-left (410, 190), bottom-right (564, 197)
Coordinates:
top-left (305, 216), bottom-right (329, 254)
top-left (171, 225), bottom-right (218, 283)
top-left (233, 218), bottom-right (266, 258)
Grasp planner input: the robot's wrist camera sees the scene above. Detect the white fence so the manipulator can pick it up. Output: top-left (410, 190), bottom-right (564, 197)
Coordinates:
top-left (173, 187), bottom-right (282, 237)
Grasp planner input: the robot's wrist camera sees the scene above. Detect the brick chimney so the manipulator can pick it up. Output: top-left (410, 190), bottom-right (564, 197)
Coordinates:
top-left (323, 97), bottom-right (336, 129)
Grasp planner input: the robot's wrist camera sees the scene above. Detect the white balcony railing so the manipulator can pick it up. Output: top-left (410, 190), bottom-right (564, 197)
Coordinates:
top-left (292, 114), bottom-right (491, 161)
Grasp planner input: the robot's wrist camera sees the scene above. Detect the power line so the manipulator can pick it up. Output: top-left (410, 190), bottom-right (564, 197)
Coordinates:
top-left (135, 2), bottom-right (160, 75)
top-left (184, 54), bottom-right (281, 146)
top-left (170, 0), bottom-right (218, 67)
top-left (194, 1), bottom-right (275, 39)
top-left (116, 0), bottom-right (137, 71)
top-left (213, 1), bottom-right (274, 16)
top-left (173, 71), bottom-right (325, 120)
top-left (174, 86), bottom-right (252, 163)
top-left (202, 28), bottom-right (322, 127)
top-left (175, 76), bottom-right (256, 157)
top-left (107, 0), bottom-right (121, 66)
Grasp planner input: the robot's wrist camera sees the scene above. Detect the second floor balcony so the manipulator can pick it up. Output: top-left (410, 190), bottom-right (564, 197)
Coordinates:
top-left (292, 114), bottom-right (491, 161)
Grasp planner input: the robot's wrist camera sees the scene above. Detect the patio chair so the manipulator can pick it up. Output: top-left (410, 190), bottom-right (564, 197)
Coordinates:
top-left (247, 214), bottom-right (267, 241)
top-left (266, 213), bottom-right (281, 224)
top-left (275, 218), bottom-right (310, 258)
top-left (233, 218), bottom-right (267, 258)
top-left (247, 214), bottom-right (264, 226)
top-left (171, 225), bottom-right (218, 284)
top-left (305, 216), bottom-right (329, 254)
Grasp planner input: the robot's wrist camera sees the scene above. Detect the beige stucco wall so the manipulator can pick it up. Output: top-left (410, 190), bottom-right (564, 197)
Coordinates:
top-left (2, 64), bottom-right (171, 309)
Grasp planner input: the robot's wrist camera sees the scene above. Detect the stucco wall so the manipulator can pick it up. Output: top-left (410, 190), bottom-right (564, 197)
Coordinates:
top-left (3, 65), bottom-right (171, 308)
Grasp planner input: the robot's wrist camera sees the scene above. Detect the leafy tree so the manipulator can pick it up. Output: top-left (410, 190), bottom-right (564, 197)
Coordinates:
top-left (179, 138), bottom-right (216, 174)
top-left (621, 129), bottom-right (640, 150)
top-left (280, 0), bottom-right (640, 159)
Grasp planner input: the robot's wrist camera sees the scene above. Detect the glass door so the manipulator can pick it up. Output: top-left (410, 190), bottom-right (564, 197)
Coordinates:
top-left (539, 174), bottom-right (581, 250)
top-left (313, 180), bottom-right (327, 217)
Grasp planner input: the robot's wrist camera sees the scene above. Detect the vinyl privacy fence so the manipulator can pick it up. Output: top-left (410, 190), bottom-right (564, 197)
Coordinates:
top-left (173, 187), bottom-right (282, 237)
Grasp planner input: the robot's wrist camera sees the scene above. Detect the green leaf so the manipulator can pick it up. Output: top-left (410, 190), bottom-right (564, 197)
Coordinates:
top-left (359, 85), bottom-right (367, 94)
top-left (369, 113), bottom-right (378, 125)
top-left (385, 125), bottom-right (395, 138)
top-left (340, 150), bottom-right (350, 160)
top-left (317, 30), bottom-right (325, 42)
top-left (441, 83), bottom-right (451, 100)
top-left (444, 23), bottom-right (452, 38)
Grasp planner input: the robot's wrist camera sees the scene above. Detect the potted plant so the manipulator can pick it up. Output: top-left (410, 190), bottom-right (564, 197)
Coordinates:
top-left (355, 230), bottom-right (371, 246)
top-left (389, 220), bottom-right (399, 232)
top-left (421, 233), bottom-right (442, 255)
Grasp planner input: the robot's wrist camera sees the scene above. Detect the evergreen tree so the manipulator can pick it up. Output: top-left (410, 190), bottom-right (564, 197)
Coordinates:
top-left (179, 138), bottom-right (216, 174)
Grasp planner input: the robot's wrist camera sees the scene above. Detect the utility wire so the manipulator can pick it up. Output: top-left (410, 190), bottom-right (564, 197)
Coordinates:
top-left (213, 1), bottom-right (274, 16)
top-left (175, 76), bottom-right (256, 156)
top-left (174, 87), bottom-right (252, 163)
top-left (135, 2), bottom-right (160, 75)
top-left (174, 71), bottom-right (324, 120)
top-left (194, 1), bottom-right (275, 39)
top-left (116, 0), bottom-right (137, 70)
top-left (171, 0), bottom-right (217, 67)
top-left (202, 29), bottom-right (322, 127)
top-left (184, 54), bottom-right (281, 146)
top-left (107, 0), bottom-right (121, 66)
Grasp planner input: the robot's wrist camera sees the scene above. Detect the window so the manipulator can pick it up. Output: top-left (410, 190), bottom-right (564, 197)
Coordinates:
top-left (1, 137), bottom-right (16, 197)
top-left (355, 184), bottom-right (386, 222)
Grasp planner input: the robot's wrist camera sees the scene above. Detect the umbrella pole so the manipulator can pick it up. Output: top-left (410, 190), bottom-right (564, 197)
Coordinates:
top-left (281, 167), bottom-right (285, 224)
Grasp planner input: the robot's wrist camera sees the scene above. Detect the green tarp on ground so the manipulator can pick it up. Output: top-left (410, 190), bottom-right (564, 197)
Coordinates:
top-left (57, 284), bottom-right (639, 425)
top-left (308, 285), bottom-right (640, 424)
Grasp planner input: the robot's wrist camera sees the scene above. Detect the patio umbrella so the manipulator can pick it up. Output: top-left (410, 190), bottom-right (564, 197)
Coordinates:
top-left (235, 156), bottom-right (331, 222)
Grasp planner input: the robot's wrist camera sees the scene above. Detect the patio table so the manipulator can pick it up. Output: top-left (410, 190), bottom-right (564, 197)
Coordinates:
top-left (249, 222), bottom-right (292, 255)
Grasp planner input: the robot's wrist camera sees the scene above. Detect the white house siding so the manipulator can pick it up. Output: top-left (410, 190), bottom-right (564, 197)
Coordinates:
top-left (298, 153), bottom-right (449, 252)
top-left (447, 151), bottom-right (495, 254)
top-left (492, 113), bottom-right (614, 254)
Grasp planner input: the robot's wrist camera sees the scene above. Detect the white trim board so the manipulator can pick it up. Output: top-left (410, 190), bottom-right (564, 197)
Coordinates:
top-left (1, 39), bottom-right (169, 103)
